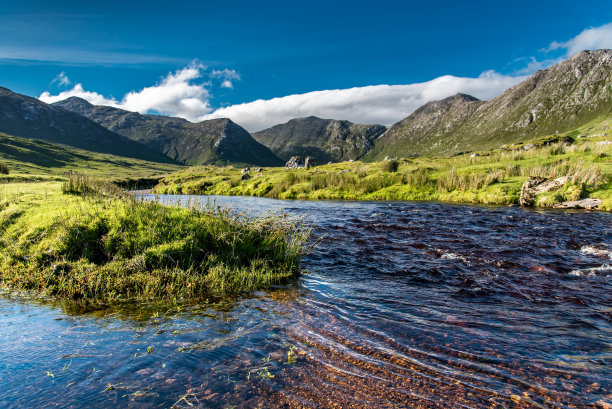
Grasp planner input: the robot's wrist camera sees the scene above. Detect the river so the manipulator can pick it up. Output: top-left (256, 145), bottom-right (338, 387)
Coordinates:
top-left (1, 195), bottom-right (611, 408)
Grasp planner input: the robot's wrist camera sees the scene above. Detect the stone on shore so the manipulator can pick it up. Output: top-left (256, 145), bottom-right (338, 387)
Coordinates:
top-left (519, 176), bottom-right (569, 206)
top-left (553, 198), bottom-right (601, 210)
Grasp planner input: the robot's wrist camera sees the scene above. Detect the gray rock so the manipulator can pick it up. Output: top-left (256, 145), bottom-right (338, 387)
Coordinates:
top-left (522, 143), bottom-right (536, 151)
top-left (305, 156), bottom-right (318, 168)
top-left (519, 176), bottom-right (569, 206)
top-left (285, 156), bottom-right (305, 169)
top-left (241, 172), bottom-right (251, 180)
top-left (553, 198), bottom-right (601, 209)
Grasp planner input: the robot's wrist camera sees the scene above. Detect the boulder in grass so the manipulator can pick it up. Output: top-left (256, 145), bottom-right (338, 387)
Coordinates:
top-left (519, 176), bottom-right (569, 206)
top-left (305, 156), bottom-right (318, 168)
top-left (285, 156), bottom-right (305, 169)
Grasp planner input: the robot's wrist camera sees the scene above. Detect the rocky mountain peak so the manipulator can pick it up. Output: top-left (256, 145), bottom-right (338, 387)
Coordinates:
top-left (365, 49), bottom-right (612, 159)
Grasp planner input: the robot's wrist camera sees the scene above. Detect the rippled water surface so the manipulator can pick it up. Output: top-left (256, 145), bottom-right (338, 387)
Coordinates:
top-left (1, 195), bottom-right (611, 408)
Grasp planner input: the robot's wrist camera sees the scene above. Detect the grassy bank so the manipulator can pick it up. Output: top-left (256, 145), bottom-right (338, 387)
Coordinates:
top-left (0, 180), bottom-right (309, 301)
top-left (154, 128), bottom-right (612, 210)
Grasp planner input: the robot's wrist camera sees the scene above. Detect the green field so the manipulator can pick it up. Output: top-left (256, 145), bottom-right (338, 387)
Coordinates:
top-left (154, 120), bottom-right (612, 210)
top-left (0, 133), bottom-right (184, 182)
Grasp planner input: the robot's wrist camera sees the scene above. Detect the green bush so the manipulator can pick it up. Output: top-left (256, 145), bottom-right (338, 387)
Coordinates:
top-left (0, 162), bottom-right (9, 175)
top-left (382, 159), bottom-right (400, 173)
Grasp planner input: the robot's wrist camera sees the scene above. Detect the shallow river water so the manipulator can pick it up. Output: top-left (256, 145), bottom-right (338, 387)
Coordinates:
top-left (1, 195), bottom-right (611, 408)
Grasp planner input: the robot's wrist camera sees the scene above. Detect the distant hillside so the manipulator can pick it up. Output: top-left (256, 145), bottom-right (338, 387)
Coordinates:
top-left (53, 98), bottom-right (283, 167)
top-left (0, 87), bottom-right (174, 164)
top-left (365, 49), bottom-right (612, 159)
top-left (252, 116), bottom-right (386, 163)
top-left (0, 132), bottom-right (183, 179)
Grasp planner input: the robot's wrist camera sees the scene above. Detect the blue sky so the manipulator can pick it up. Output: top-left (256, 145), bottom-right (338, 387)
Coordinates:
top-left (2, 0), bottom-right (612, 130)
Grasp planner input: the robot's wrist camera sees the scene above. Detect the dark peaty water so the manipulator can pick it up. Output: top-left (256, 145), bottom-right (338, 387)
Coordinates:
top-left (1, 195), bottom-right (610, 408)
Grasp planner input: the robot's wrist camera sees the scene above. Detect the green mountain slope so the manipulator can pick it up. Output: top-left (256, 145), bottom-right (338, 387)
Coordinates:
top-left (365, 49), bottom-right (612, 160)
top-left (0, 87), bottom-right (174, 164)
top-left (52, 98), bottom-right (283, 167)
top-left (252, 116), bottom-right (386, 163)
top-left (0, 132), bottom-right (182, 179)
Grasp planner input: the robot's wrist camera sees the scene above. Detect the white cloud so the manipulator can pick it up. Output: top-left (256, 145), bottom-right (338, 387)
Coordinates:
top-left (201, 71), bottom-right (525, 131)
top-left (520, 22), bottom-right (612, 75)
top-left (211, 69), bottom-right (240, 90)
top-left (546, 22), bottom-right (612, 56)
top-left (51, 71), bottom-right (71, 86)
top-left (40, 83), bottom-right (117, 106)
top-left (211, 69), bottom-right (241, 80)
top-left (40, 62), bottom-right (213, 120)
top-left (514, 56), bottom-right (564, 75)
top-left (39, 65), bottom-right (525, 131)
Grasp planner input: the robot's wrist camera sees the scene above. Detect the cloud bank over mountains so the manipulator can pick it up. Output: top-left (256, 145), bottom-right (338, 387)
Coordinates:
top-left (38, 67), bottom-right (525, 131)
top-left (201, 72), bottom-right (524, 131)
top-left (38, 22), bottom-right (612, 132)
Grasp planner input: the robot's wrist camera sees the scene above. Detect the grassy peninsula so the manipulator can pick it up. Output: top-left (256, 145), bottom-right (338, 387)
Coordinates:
top-left (0, 179), bottom-right (309, 301)
top-left (154, 122), bottom-right (612, 211)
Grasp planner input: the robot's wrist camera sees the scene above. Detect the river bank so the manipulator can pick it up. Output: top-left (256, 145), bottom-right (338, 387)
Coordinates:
top-left (153, 135), bottom-right (612, 210)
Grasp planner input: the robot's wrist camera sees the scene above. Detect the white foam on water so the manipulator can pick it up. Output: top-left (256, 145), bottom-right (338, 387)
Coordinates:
top-left (580, 245), bottom-right (612, 259)
top-left (568, 263), bottom-right (612, 277)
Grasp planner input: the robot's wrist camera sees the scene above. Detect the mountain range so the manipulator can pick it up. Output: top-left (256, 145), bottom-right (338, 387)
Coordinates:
top-left (0, 87), bottom-right (173, 164)
top-left (1, 49), bottom-right (611, 168)
top-left (51, 97), bottom-right (282, 167)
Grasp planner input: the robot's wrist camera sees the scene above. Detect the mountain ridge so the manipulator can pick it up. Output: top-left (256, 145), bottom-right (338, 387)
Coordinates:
top-left (365, 49), bottom-right (612, 159)
top-left (52, 98), bottom-right (283, 167)
top-left (0, 87), bottom-right (175, 164)
top-left (252, 116), bottom-right (386, 163)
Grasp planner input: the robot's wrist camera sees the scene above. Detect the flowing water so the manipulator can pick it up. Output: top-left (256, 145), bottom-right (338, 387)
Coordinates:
top-left (1, 195), bottom-right (611, 408)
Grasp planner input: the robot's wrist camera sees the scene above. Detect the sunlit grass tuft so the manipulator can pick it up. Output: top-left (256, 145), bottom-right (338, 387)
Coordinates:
top-left (0, 182), bottom-right (310, 301)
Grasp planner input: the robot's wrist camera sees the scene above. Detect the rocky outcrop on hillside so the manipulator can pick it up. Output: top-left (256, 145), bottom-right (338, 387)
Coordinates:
top-left (253, 116), bottom-right (386, 163)
top-left (53, 97), bottom-right (283, 167)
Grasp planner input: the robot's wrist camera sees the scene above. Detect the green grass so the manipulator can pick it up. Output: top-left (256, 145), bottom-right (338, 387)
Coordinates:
top-left (154, 125), bottom-right (612, 210)
top-left (0, 181), bottom-right (309, 301)
top-left (0, 132), bottom-right (183, 181)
